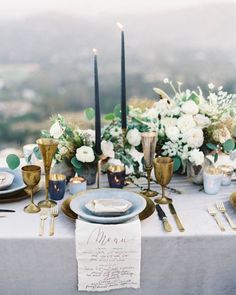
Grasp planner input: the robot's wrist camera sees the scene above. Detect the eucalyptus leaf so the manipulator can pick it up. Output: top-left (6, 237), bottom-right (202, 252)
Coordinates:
top-left (206, 143), bottom-right (218, 150)
top-left (104, 113), bottom-right (115, 121)
top-left (85, 107), bottom-right (95, 120)
top-left (113, 104), bottom-right (121, 118)
top-left (214, 153), bottom-right (219, 163)
top-left (6, 154), bottom-right (20, 170)
top-left (173, 156), bottom-right (181, 172)
top-left (223, 139), bottom-right (235, 152)
top-left (33, 147), bottom-right (42, 160)
top-left (71, 157), bottom-right (83, 169)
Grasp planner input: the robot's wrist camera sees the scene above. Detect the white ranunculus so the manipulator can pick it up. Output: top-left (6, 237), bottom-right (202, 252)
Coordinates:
top-left (101, 140), bottom-right (114, 158)
top-left (189, 149), bottom-right (204, 166)
top-left (110, 126), bottom-right (122, 137)
top-left (181, 100), bottom-right (199, 115)
top-left (161, 117), bottom-right (177, 128)
top-left (194, 114), bottom-right (211, 128)
top-left (183, 128), bottom-right (204, 148)
top-left (76, 146), bottom-right (95, 163)
top-left (177, 114), bottom-right (196, 133)
top-left (126, 128), bottom-right (141, 146)
top-left (50, 121), bottom-right (64, 139)
top-left (165, 126), bottom-right (180, 142)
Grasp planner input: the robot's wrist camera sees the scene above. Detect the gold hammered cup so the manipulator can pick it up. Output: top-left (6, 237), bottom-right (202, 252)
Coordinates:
top-left (141, 132), bottom-right (157, 198)
top-left (154, 157), bottom-right (173, 204)
top-left (36, 138), bottom-right (59, 208)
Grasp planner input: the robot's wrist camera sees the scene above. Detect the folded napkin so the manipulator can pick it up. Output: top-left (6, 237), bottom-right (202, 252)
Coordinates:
top-left (75, 218), bottom-right (141, 292)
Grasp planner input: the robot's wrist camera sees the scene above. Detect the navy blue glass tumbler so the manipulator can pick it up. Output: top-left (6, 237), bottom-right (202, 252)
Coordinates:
top-left (49, 174), bottom-right (66, 200)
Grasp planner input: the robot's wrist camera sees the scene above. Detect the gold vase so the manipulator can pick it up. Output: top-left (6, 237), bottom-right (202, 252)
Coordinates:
top-left (141, 132), bottom-right (157, 197)
top-left (36, 138), bottom-right (59, 208)
top-left (154, 157), bottom-right (173, 204)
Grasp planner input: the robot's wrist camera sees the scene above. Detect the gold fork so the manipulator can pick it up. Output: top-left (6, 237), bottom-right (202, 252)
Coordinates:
top-left (216, 201), bottom-right (236, 230)
top-left (39, 209), bottom-right (48, 236)
top-left (208, 206), bottom-right (225, 232)
top-left (49, 205), bottom-right (58, 236)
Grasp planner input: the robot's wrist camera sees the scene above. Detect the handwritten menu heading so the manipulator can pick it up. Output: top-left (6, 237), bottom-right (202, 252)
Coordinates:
top-left (75, 219), bottom-right (141, 292)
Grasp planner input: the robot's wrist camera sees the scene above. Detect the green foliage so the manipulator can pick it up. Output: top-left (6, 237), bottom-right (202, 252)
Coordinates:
top-left (223, 139), bottom-right (235, 153)
top-left (113, 104), bottom-right (121, 118)
top-left (189, 92), bottom-right (200, 104)
top-left (173, 156), bottom-right (181, 172)
top-left (33, 146), bottom-right (42, 160)
top-left (214, 153), bottom-right (218, 163)
top-left (85, 107), bottom-right (95, 121)
top-left (6, 154), bottom-right (20, 170)
top-left (71, 157), bottom-right (83, 169)
top-left (206, 143), bottom-right (218, 150)
top-left (104, 113), bottom-right (115, 121)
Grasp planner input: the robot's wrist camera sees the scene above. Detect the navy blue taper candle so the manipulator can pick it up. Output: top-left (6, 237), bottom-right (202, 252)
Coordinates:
top-left (93, 48), bottom-right (102, 155)
top-left (117, 23), bottom-right (127, 131)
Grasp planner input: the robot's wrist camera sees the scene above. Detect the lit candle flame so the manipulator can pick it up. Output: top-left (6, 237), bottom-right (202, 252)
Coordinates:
top-left (93, 48), bottom-right (97, 55)
top-left (116, 22), bottom-right (124, 30)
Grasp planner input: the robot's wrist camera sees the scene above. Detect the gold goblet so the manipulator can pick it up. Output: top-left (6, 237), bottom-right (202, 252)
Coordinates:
top-left (154, 157), bottom-right (173, 204)
top-left (36, 138), bottom-right (59, 208)
top-left (22, 165), bottom-right (41, 213)
top-left (141, 132), bottom-right (157, 197)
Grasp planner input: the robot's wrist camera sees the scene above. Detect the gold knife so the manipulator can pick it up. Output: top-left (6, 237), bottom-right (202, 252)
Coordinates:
top-left (168, 203), bottom-right (185, 232)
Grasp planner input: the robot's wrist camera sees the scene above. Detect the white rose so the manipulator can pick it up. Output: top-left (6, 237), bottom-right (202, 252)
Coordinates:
top-left (161, 117), bottom-right (177, 128)
top-left (183, 128), bottom-right (204, 148)
top-left (126, 128), bottom-right (141, 146)
top-left (189, 149), bottom-right (204, 166)
top-left (76, 146), bottom-right (95, 163)
top-left (165, 126), bottom-right (180, 142)
top-left (101, 140), bottom-right (114, 158)
top-left (50, 121), bottom-right (64, 139)
top-left (181, 100), bottom-right (199, 115)
top-left (177, 114), bottom-right (196, 133)
top-left (194, 114), bottom-right (211, 128)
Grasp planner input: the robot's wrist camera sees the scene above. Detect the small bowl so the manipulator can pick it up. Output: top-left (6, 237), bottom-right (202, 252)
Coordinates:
top-left (0, 172), bottom-right (15, 191)
top-left (85, 198), bottom-right (132, 217)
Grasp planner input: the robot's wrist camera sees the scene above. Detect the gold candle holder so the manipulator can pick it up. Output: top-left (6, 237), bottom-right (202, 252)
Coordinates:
top-left (154, 157), bottom-right (173, 204)
top-left (141, 132), bottom-right (157, 198)
top-left (36, 138), bottom-right (59, 208)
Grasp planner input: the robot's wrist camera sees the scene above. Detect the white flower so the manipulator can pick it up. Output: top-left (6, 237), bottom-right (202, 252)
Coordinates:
top-left (189, 149), bottom-right (204, 166)
top-left (161, 117), bottom-right (177, 128)
top-left (58, 146), bottom-right (68, 156)
top-left (128, 146), bottom-right (144, 172)
top-left (76, 146), bottom-right (95, 163)
top-left (218, 86), bottom-right (223, 91)
top-left (110, 126), bottom-right (122, 137)
top-left (101, 140), bottom-right (114, 158)
top-left (126, 128), bottom-right (141, 146)
top-left (177, 114), bottom-right (196, 133)
top-left (50, 121), bottom-right (64, 139)
top-left (208, 83), bottom-right (215, 90)
top-left (165, 126), bottom-right (180, 142)
top-left (181, 100), bottom-right (199, 115)
top-left (163, 78), bottom-right (169, 84)
top-left (183, 128), bottom-right (204, 148)
top-left (142, 108), bottom-right (158, 119)
top-left (212, 127), bottom-right (231, 144)
top-left (194, 114), bottom-right (211, 128)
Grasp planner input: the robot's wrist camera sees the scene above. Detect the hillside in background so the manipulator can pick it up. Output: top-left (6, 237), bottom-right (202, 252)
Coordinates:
top-left (0, 2), bottom-right (236, 148)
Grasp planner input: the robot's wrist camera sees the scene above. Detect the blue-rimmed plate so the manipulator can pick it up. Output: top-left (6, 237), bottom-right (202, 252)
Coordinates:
top-left (0, 168), bottom-right (26, 196)
top-left (70, 189), bottom-right (146, 224)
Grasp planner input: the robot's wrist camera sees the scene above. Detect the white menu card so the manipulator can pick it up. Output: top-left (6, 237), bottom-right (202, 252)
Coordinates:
top-left (75, 218), bottom-right (141, 292)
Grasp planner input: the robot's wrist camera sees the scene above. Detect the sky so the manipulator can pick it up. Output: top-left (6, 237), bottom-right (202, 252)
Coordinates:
top-left (0, 0), bottom-right (234, 19)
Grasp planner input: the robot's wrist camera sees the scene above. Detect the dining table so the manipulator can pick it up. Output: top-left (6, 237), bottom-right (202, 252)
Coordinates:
top-left (0, 160), bottom-right (236, 295)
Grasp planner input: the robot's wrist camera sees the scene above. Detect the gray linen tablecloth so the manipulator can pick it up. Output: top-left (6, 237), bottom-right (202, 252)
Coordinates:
top-left (0, 171), bottom-right (236, 295)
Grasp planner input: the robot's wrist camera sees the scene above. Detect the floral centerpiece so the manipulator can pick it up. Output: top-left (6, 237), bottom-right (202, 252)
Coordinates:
top-left (41, 114), bottom-right (98, 184)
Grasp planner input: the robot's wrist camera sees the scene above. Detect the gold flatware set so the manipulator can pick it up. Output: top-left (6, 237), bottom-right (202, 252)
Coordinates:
top-left (208, 202), bottom-right (236, 231)
top-left (39, 205), bottom-right (59, 237)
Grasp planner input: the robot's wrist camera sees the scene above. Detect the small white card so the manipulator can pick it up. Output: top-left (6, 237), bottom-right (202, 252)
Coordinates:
top-left (75, 218), bottom-right (141, 292)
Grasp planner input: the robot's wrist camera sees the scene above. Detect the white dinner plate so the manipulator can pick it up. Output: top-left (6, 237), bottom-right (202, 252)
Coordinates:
top-left (70, 189), bottom-right (146, 224)
top-left (0, 168), bottom-right (26, 196)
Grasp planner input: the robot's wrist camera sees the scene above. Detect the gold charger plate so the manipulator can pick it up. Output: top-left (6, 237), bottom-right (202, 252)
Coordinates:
top-left (230, 192), bottom-right (236, 209)
top-left (61, 192), bottom-right (155, 221)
